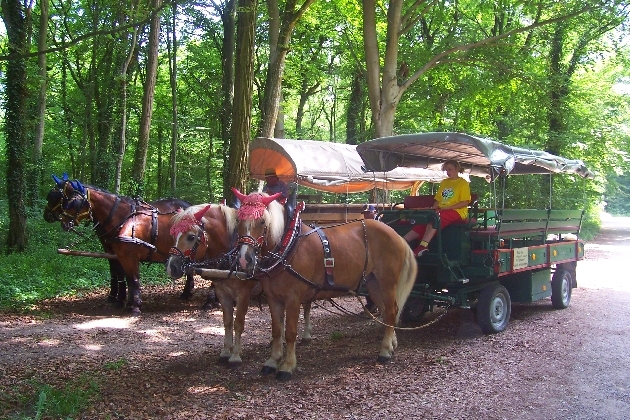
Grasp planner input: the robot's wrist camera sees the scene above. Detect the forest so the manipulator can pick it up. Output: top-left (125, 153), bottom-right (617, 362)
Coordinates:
top-left (1, 0), bottom-right (630, 255)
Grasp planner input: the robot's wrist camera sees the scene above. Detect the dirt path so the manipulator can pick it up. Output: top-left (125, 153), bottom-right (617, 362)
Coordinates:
top-left (1, 214), bottom-right (630, 419)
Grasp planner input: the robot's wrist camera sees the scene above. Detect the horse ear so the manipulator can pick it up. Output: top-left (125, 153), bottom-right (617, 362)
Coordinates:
top-left (231, 188), bottom-right (248, 203)
top-left (262, 193), bottom-right (282, 205)
top-left (194, 204), bottom-right (212, 222)
top-left (62, 172), bottom-right (69, 181)
top-left (52, 174), bottom-right (62, 186)
top-left (76, 180), bottom-right (86, 194)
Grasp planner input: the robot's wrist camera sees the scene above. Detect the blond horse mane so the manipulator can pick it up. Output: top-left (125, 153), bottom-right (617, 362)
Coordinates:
top-left (262, 198), bottom-right (285, 247)
top-left (170, 203), bottom-right (238, 236)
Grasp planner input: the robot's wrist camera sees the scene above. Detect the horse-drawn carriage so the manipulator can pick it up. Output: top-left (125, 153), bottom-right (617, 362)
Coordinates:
top-left (357, 132), bottom-right (592, 333)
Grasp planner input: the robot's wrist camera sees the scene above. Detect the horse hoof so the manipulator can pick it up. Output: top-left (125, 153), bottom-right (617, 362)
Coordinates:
top-left (107, 295), bottom-right (117, 303)
top-left (130, 308), bottom-right (142, 317)
top-left (275, 371), bottom-right (292, 382)
top-left (218, 356), bottom-right (230, 365)
top-left (180, 292), bottom-right (193, 301)
top-left (376, 355), bottom-right (391, 364)
top-left (203, 302), bottom-right (220, 311)
top-left (300, 337), bottom-right (312, 345)
top-left (260, 365), bottom-right (277, 376)
top-left (228, 360), bottom-right (242, 369)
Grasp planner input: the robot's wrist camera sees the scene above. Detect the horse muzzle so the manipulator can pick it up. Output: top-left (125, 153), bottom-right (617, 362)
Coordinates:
top-left (166, 255), bottom-right (185, 279)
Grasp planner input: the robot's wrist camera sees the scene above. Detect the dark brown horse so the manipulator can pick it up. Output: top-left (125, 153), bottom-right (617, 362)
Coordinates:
top-left (231, 189), bottom-right (417, 380)
top-left (44, 177), bottom-right (203, 305)
top-left (43, 175), bottom-right (213, 315)
top-left (166, 203), bottom-right (312, 366)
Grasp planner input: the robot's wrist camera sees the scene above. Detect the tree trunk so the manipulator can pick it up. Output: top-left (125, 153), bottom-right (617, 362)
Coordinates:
top-left (220, 0), bottom-right (236, 197)
top-left (114, 11), bottom-right (139, 194)
top-left (132, 0), bottom-right (162, 197)
top-left (257, 0), bottom-right (315, 138)
top-left (30, 0), bottom-right (48, 204)
top-left (168, 1), bottom-right (179, 196)
top-left (1, 0), bottom-right (31, 253)
top-left (346, 69), bottom-right (362, 145)
top-left (227, 0), bottom-right (257, 202)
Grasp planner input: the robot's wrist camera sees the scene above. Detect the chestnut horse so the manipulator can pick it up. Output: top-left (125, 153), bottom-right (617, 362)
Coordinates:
top-left (166, 203), bottom-right (312, 366)
top-left (232, 189), bottom-right (417, 381)
top-left (43, 175), bottom-right (212, 315)
top-left (43, 175), bottom-right (209, 306)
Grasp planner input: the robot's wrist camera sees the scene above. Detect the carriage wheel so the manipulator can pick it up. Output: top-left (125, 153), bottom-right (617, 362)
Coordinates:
top-left (551, 269), bottom-right (572, 309)
top-left (477, 284), bottom-right (511, 334)
top-left (401, 296), bottom-right (428, 323)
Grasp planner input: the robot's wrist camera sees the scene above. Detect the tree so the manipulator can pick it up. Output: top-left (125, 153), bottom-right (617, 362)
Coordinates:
top-left (256, 0), bottom-right (315, 138)
top-left (227, 0), bottom-right (257, 202)
top-left (1, 0), bottom-right (31, 253)
top-left (131, 0), bottom-right (162, 197)
top-left (360, 0), bottom-right (605, 138)
top-left (30, 0), bottom-right (48, 204)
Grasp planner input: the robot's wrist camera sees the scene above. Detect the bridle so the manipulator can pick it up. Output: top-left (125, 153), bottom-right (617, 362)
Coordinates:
top-left (46, 181), bottom-right (93, 228)
top-left (169, 222), bottom-right (208, 266)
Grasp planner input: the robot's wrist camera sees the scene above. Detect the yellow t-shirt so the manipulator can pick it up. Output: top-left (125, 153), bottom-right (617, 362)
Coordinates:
top-left (434, 177), bottom-right (471, 219)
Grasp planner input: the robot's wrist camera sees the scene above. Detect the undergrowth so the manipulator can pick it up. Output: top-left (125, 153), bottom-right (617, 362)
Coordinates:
top-left (0, 199), bottom-right (172, 311)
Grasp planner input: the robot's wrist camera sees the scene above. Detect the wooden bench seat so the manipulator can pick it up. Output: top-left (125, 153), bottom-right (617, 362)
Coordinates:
top-left (469, 209), bottom-right (583, 241)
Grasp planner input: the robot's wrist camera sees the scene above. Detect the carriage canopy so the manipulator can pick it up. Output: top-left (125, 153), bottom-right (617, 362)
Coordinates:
top-left (356, 132), bottom-right (593, 179)
top-left (249, 137), bottom-right (448, 193)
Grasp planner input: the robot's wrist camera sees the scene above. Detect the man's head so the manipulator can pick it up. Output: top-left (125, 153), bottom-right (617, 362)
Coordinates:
top-left (265, 168), bottom-right (279, 185)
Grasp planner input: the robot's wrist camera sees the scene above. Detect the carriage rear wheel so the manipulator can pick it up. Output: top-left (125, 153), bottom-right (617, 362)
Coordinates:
top-left (401, 296), bottom-right (429, 323)
top-left (551, 269), bottom-right (572, 309)
top-left (477, 284), bottom-right (511, 334)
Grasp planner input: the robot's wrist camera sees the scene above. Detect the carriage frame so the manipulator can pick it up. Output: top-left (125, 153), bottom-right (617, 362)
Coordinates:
top-left (357, 132), bottom-right (591, 333)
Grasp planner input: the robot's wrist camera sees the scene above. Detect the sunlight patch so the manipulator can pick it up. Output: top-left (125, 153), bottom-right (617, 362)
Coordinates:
top-left (83, 343), bottom-right (103, 351)
top-left (38, 338), bottom-right (61, 347)
top-left (187, 385), bottom-right (229, 395)
top-left (169, 351), bottom-right (186, 357)
top-left (74, 317), bottom-right (135, 330)
top-left (196, 326), bottom-right (225, 335)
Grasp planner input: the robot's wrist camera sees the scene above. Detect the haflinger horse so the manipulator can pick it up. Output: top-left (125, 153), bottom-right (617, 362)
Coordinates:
top-left (43, 174), bottom-right (216, 315)
top-left (231, 189), bottom-right (417, 381)
top-left (166, 203), bottom-right (312, 366)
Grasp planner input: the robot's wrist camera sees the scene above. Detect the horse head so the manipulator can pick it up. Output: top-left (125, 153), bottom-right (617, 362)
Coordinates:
top-left (167, 203), bottom-right (239, 279)
top-left (167, 204), bottom-right (213, 279)
top-left (44, 173), bottom-right (90, 229)
top-left (232, 188), bottom-right (284, 276)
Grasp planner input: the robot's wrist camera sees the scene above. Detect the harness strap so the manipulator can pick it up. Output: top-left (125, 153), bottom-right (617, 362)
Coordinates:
top-left (102, 196), bottom-right (121, 227)
top-left (313, 227), bottom-right (335, 287)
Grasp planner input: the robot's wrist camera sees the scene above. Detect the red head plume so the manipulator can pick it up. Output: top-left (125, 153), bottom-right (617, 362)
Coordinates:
top-left (194, 204), bottom-right (212, 222)
top-left (232, 188), bottom-right (282, 220)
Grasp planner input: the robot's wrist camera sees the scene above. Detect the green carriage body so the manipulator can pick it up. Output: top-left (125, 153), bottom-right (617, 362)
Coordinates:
top-left (358, 133), bottom-right (591, 333)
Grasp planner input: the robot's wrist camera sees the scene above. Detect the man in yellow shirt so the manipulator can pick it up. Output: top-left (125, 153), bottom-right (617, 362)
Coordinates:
top-left (403, 160), bottom-right (471, 256)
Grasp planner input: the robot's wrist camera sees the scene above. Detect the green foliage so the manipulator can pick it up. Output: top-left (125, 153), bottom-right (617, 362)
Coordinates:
top-left (0, 199), bottom-right (172, 310)
top-left (4, 375), bottom-right (99, 420)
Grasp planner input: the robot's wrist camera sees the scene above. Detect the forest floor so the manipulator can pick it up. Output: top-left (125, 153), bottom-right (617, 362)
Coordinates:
top-left (1, 213), bottom-right (629, 419)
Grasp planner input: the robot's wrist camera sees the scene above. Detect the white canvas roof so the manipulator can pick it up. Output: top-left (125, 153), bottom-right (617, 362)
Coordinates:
top-left (250, 137), bottom-right (448, 193)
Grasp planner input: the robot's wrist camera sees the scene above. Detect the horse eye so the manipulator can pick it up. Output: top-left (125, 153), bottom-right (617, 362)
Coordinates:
top-left (186, 233), bottom-right (197, 242)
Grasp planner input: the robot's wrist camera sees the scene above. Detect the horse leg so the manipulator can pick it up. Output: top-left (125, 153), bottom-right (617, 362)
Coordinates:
top-left (215, 285), bottom-right (234, 364)
top-left (181, 273), bottom-right (195, 300)
top-left (261, 295), bottom-right (285, 376)
top-left (120, 263), bottom-right (142, 316)
top-left (276, 298), bottom-right (301, 381)
top-left (107, 261), bottom-right (118, 303)
top-left (300, 302), bottom-right (312, 344)
top-left (203, 282), bottom-right (220, 311)
top-left (228, 283), bottom-right (252, 367)
top-left (377, 287), bottom-right (398, 364)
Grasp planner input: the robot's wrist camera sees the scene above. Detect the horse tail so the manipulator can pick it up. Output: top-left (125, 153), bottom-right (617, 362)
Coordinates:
top-left (395, 237), bottom-right (418, 324)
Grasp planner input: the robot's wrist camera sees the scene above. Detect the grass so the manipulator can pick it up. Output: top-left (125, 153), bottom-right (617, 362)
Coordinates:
top-left (0, 199), bottom-right (173, 311)
top-left (2, 376), bottom-right (99, 420)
